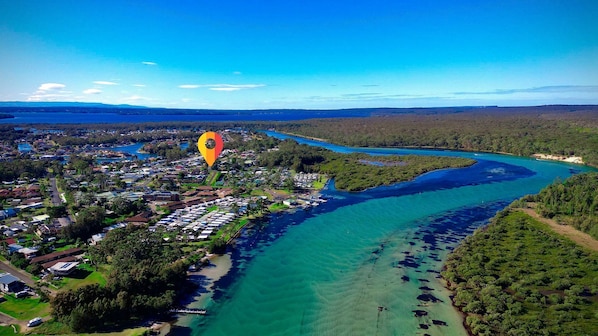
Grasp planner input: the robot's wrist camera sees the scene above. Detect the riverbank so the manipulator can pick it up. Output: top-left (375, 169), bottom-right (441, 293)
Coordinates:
top-left (442, 208), bottom-right (598, 335)
top-left (532, 153), bottom-right (584, 164)
top-left (171, 254), bottom-right (233, 330)
top-left (169, 133), bottom-right (592, 335)
top-left (276, 130), bottom-right (329, 142)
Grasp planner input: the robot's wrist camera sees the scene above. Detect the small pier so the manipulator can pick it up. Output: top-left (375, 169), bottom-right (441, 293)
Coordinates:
top-left (169, 308), bottom-right (207, 315)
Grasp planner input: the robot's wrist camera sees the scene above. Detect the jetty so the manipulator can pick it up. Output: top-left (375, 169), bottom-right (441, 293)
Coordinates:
top-left (169, 308), bottom-right (207, 315)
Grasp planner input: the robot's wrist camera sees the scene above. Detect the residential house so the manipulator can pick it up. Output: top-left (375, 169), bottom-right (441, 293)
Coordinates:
top-left (0, 273), bottom-right (24, 293)
top-left (48, 262), bottom-right (79, 276)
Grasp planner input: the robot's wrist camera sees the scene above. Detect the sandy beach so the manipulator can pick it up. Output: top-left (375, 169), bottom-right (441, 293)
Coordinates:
top-left (532, 153), bottom-right (584, 164)
top-left (173, 253), bottom-right (233, 327)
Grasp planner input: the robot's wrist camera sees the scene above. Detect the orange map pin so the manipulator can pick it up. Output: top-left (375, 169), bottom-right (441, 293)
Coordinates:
top-left (197, 131), bottom-right (224, 167)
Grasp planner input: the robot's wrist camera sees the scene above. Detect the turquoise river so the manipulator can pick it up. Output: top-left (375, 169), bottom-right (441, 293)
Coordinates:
top-left (171, 132), bottom-right (594, 336)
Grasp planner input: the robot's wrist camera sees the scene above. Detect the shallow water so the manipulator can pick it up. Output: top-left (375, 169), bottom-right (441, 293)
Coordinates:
top-left (172, 133), bottom-right (593, 336)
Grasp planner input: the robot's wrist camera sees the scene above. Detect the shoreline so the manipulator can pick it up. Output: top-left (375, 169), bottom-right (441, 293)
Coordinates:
top-left (275, 130), bottom-right (330, 143)
top-left (173, 253), bottom-right (233, 328)
top-left (440, 277), bottom-right (474, 336)
top-left (272, 130), bottom-right (592, 167)
top-left (532, 153), bottom-right (584, 164)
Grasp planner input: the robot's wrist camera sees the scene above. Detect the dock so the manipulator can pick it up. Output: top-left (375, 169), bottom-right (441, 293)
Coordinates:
top-left (169, 308), bottom-right (207, 315)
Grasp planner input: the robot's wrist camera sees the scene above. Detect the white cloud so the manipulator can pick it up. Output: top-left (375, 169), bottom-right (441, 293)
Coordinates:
top-left (122, 95), bottom-right (150, 102)
top-left (38, 83), bottom-right (66, 91)
top-left (210, 87), bottom-right (243, 92)
top-left (179, 84), bottom-right (265, 91)
top-left (133, 84), bottom-right (146, 87)
top-left (142, 61), bottom-right (157, 66)
top-left (84, 88), bottom-right (102, 95)
top-left (93, 81), bottom-right (118, 85)
top-left (233, 71), bottom-right (242, 75)
top-left (208, 84), bottom-right (265, 91)
top-left (28, 83), bottom-right (70, 101)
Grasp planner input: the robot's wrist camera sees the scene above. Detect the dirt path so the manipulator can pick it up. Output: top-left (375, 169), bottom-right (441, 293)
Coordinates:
top-left (517, 208), bottom-right (598, 252)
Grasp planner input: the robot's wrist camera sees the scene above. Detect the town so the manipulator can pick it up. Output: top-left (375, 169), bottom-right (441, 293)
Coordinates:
top-left (0, 125), bottom-right (327, 333)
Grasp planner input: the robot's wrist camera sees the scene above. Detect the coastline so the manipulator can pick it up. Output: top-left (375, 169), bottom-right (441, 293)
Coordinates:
top-left (271, 130), bottom-right (593, 168)
top-left (532, 153), bottom-right (584, 164)
top-left (173, 253), bottom-right (233, 328)
top-left (275, 130), bottom-right (330, 143)
top-left (440, 277), bottom-right (474, 336)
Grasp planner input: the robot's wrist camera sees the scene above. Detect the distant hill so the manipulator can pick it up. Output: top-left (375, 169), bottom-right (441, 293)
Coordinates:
top-left (1, 102), bottom-right (597, 117)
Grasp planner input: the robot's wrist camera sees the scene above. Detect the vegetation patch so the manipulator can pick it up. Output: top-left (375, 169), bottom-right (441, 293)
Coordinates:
top-left (272, 106), bottom-right (598, 166)
top-left (0, 295), bottom-right (50, 320)
top-left (259, 139), bottom-right (475, 191)
top-left (51, 226), bottom-right (190, 333)
top-left (0, 325), bottom-right (19, 336)
top-left (443, 210), bottom-right (598, 336)
top-left (57, 264), bottom-right (108, 291)
top-left (528, 172), bottom-right (598, 239)
top-left (268, 203), bottom-right (289, 212)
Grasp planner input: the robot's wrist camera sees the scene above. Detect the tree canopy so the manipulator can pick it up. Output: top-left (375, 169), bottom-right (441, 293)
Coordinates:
top-left (530, 172), bottom-right (598, 239)
top-left (52, 226), bottom-right (188, 332)
top-left (258, 139), bottom-right (475, 191)
top-left (443, 209), bottom-right (598, 336)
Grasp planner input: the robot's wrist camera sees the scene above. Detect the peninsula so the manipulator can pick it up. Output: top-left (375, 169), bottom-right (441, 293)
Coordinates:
top-left (443, 172), bottom-right (598, 335)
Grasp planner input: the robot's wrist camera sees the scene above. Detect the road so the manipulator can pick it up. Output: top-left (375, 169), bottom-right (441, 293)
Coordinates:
top-left (0, 311), bottom-right (18, 326)
top-left (0, 261), bottom-right (36, 288)
top-left (0, 261), bottom-right (57, 297)
top-left (49, 177), bottom-right (62, 206)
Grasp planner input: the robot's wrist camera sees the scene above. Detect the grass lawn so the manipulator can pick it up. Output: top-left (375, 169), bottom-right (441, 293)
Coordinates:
top-left (312, 177), bottom-right (329, 190)
top-left (272, 189), bottom-right (291, 195)
top-left (0, 295), bottom-right (50, 320)
top-left (0, 325), bottom-right (18, 336)
top-left (57, 264), bottom-right (107, 291)
top-left (206, 171), bottom-right (221, 186)
top-left (27, 320), bottom-right (70, 335)
top-left (268, 203), bottom-right (289, 212)
top-left (78, 328), bottom-right (148, 336)
top-left (180, 182), bottom-right (201, 191)
top-left (53, 244), bottom-right (78, 252)
top-left (103, 214), bottom-right (128, 226)
top-left (30, 320), bottom-right (148, 336)
top-left (249, 189), bottom-right (269, 198)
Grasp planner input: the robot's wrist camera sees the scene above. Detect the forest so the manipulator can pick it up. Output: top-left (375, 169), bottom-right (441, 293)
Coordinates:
top-left (527, 172), bottom-right (598, 239)
top-left (258, 139), bottom-right (475, 191)
top-left (268, 106), bottom-right (598, 166)
top-left (443, 198), bottom-right (598, 335)
top-left (5, 106), bottom-right (597, 167)
top-left (51, 226), bottom-right (190, 332)
top-left (0, 159), bottom-right (63, 181)
top-left (442, 172), bottom-right (598, 335)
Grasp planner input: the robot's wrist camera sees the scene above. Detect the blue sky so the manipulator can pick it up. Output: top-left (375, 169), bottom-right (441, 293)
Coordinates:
top-left (1, 0), bottom-right (598, 109)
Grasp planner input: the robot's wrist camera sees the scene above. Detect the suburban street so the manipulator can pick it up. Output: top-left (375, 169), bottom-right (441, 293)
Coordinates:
top-left (49, 177), bottom-right (62, 206)
top-left (0, 261), bottom-right (35, 288)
